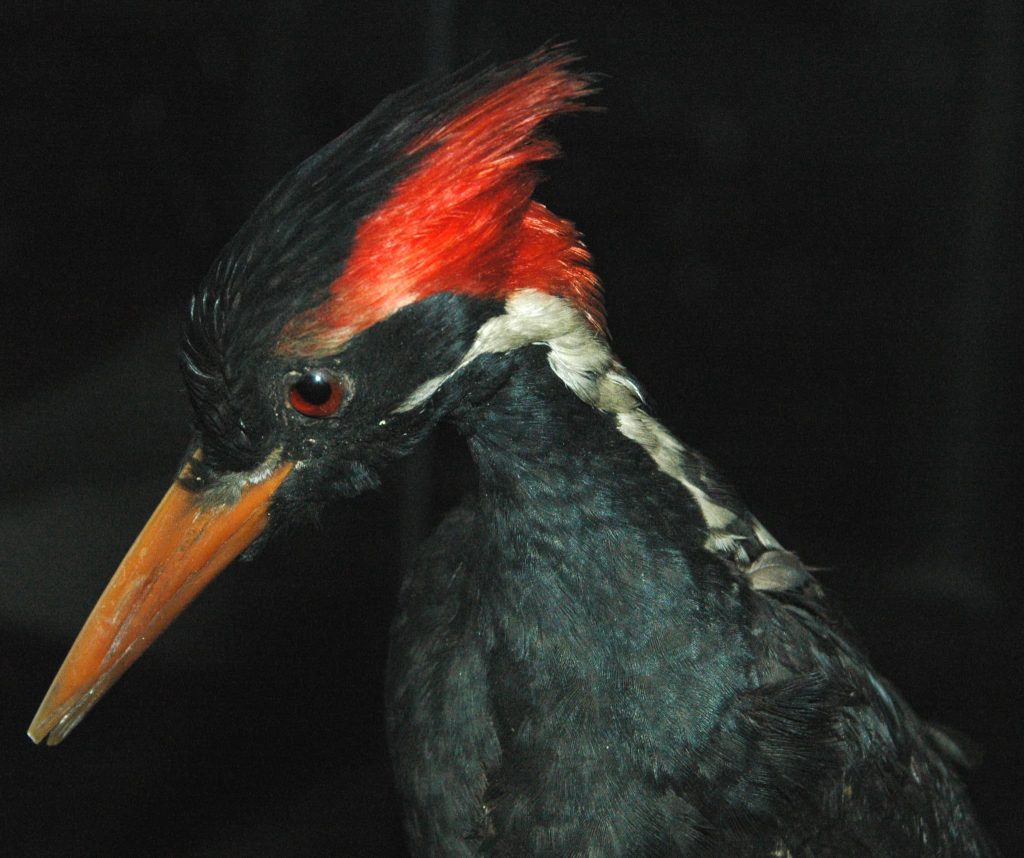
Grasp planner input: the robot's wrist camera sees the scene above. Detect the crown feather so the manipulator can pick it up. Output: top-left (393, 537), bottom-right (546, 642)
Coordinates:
top-left (279, 49), bottom-right (603, 355)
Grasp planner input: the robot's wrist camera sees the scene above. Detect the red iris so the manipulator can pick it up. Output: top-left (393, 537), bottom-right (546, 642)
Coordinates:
top-left (288, 370), bottom-right (343, 417)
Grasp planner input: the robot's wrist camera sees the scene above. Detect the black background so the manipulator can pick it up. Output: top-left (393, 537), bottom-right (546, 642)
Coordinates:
top-left (2, 2), bottom-right (1020, 855)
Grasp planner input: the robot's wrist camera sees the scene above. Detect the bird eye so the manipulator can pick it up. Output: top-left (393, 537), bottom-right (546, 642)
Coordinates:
top-left (287, 370), bottom-right (344, 417)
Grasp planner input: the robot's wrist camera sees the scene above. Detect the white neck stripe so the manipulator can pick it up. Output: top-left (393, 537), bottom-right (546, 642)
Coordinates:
top-left (393, 289), bottom-right (783, 564)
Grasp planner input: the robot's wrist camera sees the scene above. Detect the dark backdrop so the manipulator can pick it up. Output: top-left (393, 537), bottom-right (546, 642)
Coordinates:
top-left (2, 2), bottom-right (1020, 855)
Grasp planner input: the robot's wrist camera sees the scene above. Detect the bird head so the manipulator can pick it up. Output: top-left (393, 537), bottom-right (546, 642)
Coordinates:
top-left (29, 50), bottom-right (602, 745)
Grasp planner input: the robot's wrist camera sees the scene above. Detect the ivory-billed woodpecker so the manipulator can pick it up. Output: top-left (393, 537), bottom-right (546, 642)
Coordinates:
top-left (29, 50), bottom-right (999, 856)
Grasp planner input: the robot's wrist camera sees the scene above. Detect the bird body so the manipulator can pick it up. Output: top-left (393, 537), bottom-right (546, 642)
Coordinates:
top-left (385, 302), bottom-right (994, 856)
top-left (30, 51), bottom-right (998, 856)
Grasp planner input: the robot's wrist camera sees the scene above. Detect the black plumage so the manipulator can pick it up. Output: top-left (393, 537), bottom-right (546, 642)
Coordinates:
top-left (30, 51), bottom-right (999, 856)
top-left (387, 343), bottom-right (996, 856)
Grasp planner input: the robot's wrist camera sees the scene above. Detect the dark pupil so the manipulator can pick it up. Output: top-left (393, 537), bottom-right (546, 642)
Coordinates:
top-left (294, 373), bottom-right (331, 405)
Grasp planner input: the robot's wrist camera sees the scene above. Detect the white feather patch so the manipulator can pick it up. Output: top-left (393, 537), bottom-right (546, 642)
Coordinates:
top-left (392, 289), bottom-right (785, 566)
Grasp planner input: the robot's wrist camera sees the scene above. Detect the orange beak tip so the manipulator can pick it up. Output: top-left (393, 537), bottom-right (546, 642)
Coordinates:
top-left (28, 456), bottom-right (294, 745)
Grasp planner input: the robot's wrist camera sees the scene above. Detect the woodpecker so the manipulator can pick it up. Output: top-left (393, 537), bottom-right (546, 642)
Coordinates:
top-left (30, 51), bottom-right (998, 856)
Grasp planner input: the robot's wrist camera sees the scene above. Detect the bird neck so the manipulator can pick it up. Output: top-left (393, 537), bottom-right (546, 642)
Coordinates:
top-left (454, 346), bottom-right (709, 589)
top-left (447, 325), bottom-right (770, 571)
top-left (435, 345), bottom-right (751, 732)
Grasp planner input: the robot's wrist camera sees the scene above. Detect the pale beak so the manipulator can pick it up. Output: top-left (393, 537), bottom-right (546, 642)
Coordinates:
top-left (28, 454), bottom-right (294, 745)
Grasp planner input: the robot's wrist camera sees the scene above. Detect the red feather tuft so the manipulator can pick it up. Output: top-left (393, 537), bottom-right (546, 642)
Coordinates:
top-left (281, 51), bottom-right (602, 355)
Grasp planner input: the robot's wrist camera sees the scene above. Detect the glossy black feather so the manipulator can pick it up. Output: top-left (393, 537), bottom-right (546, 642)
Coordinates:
top-left (387, 346), bottom-right (999, 857)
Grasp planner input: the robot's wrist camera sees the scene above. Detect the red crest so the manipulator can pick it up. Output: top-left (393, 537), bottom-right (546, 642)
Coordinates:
top-left (281, 51), bottom-right (603, 355)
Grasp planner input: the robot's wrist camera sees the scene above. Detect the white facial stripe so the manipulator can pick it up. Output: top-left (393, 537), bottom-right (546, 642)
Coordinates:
top-left (393, 289), bottom-right (782, 564)
top-left (615, 411), bottom-right (737, 530)
top-left (396, 375), bottom-right (449, 413)
top-left (194, 446), bottom-right (286, 510)
top-left (393, 290), bottom-right (607, 414)
top-left (751, 517), bottom-right (782, 550)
